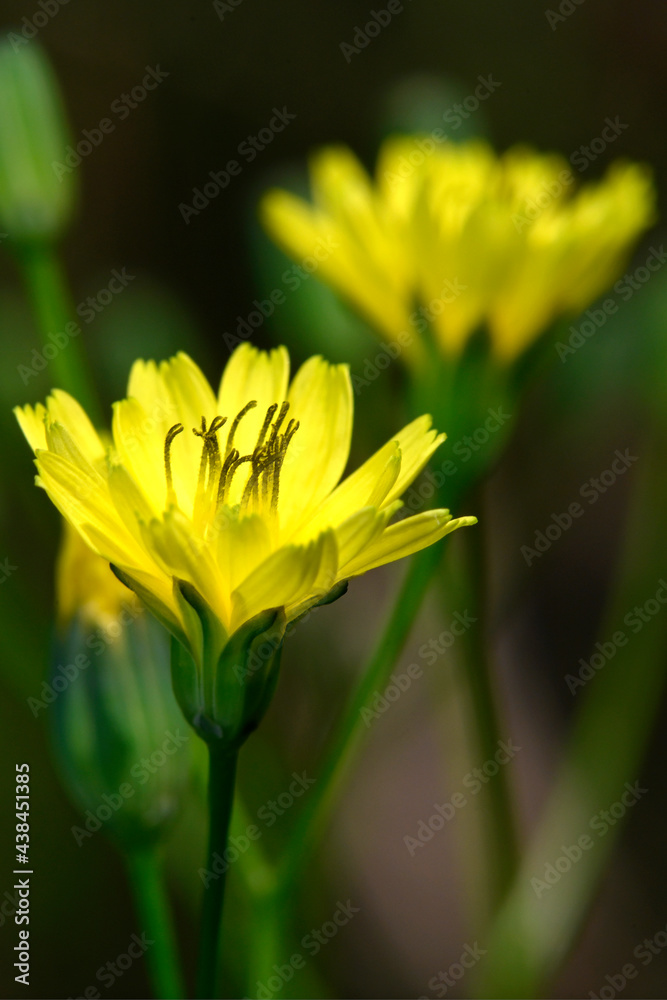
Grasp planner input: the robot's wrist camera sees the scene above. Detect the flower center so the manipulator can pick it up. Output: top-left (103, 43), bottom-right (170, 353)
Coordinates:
top-left (163, 400), bottom-right (299, 517)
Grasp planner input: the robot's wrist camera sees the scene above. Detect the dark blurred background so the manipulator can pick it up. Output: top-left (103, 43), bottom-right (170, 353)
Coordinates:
top-left (1, 1), bottom-right (667, 997)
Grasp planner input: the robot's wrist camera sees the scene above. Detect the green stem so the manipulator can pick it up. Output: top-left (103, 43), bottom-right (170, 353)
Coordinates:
top-left (247, 887), bottom-right (285, 998)
top-left (16, 242), bottom-right (101, 422)
top-left (197, 746), bottom-right (239, 1000)
top-left (276, 539), bottom-right (444, 899)
top-left (453, 491), bottom-right (520, 913)
top-left (473, 425), bottom-right (667, 998)
top-left (126, 844), bottom-right (185, 1000)
top-left (228, 798), bottom-right (282, 998)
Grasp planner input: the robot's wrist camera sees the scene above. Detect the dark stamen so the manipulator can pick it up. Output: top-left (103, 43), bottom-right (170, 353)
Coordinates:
top-left (267, 401), bottom-right (290, 447)
top-left (193, 415), bottom-right (227, 493)
top-left (164, 423), bottom-right (184, 500)
top-left (220, 452), bottom-right (252, 506)
top-left (256, 403), bottom-right (277, 451)
top-left (271, 420), bottom-right (299, 510)
top-left (216, 448), bottom-right (239, 506)
top-left (225, 400), bottom-right (257, 457)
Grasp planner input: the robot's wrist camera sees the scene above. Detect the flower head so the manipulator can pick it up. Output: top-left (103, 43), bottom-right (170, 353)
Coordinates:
top-left (17, 345), bottom-right (474, 743)
top-left (261, 139), bottom-right (655, 363)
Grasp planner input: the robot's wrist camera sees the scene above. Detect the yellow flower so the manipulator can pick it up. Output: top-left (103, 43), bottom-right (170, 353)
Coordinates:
top-left (16, 344), bottom-right (475, 661)
top-left (260, 138), bottom-right (655, 363)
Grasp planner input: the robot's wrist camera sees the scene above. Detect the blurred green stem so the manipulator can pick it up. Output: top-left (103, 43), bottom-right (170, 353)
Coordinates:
top-left (275, 539), bottom-right (444, 901)
top-left (451, 489), bottom-right (520, 914)
top-left (247, 886), bottom-right (286, 998)
top-left (16, 242), bottom-right (101, 422)
top-left (239, 541), bottom-right (444, 995)
top-left (229, 799), bottom-right (283, 998)
top-left (197, 747), bottom-right (238, 1000)
top-left (127, 845), bottom-right (185, 1000)
top-left (473, 424), bottom-right (667, 997)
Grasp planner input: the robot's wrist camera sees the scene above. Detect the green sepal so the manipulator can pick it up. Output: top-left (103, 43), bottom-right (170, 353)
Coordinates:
top-left (168, 583), bottom-right (288, 749)
top-left (170, 633), bottom-right (204, 738)
top-left (176, 579), bottom-right (228, 666)
top-left (289, 579), bottom-right (349, 625)
top-left (216, 607), bottom-right (287, 747)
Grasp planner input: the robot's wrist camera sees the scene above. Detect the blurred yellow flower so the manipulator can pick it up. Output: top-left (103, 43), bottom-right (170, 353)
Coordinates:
top-left (16, 344), bottom-right (475, 658)
top-left (56, 520), bottom-right (139, 631)
top-left (261, 138), bottom-right (655, 363)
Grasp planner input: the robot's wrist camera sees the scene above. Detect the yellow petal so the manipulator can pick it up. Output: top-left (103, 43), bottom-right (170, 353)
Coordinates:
top-left (231, 532), bottom-right (333, 631)
top-left (311, 528), bottom-right (338, 594)
top-left (141, 508), bottom-right (229, 626)
top-left (383, 420), bottom-right (445, 505)
top-left (279, 356), bottom-right (352, 534)
top-left (14, 403), bottom-right (47, 452)
top-left (301, 415), bottom-right (443, 536)
top-left (92, 549), bottom-right (182, 633)
top-left (343, 510), bottom-right (477, 576)
top-left (334, 504), bottom-right (398, 568)
top-left (159, 353), bottom-right (218, 484)
top-left (127, 357), bottom-right (180, 435)
top-left (218, 343), bottom-right (290, 467)
top-left (35, 451), bottom-right (140, 565)
top-left (261, 182), bottom-right (415, 351)
top-left (215, 510), bottom-right (272, 595)
top-left (112, 397), bottom-right (169, 513)
top-left (107, 462), bottom-right (155, 541)
top-left (46, 389), bottom-right (105, 465)
top-left (45, 421), bottom-right (103, 480)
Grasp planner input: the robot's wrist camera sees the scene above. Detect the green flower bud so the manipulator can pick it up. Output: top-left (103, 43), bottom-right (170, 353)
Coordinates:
top-left (0, 37), bottom-right (75, 244)
top-left (52, 526), bottom-right (194, 849)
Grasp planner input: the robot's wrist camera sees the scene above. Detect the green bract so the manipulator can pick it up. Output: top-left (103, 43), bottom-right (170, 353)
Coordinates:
top-left (0, 38), bottom-right (75, 243)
